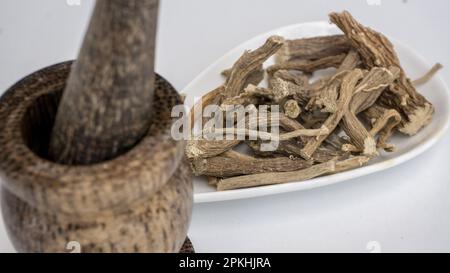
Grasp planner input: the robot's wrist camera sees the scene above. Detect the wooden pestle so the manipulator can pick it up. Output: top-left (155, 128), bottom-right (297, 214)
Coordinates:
top-left (49, 0), bottom-right (159, 165)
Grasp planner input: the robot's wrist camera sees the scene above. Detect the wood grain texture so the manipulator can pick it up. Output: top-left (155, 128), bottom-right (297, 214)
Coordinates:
top-left (49, 0), bottom-right (160, 165)
top-left (1, 158), bottom-right (192, 253)
top-left (0, 62), bottom-right (193, 252)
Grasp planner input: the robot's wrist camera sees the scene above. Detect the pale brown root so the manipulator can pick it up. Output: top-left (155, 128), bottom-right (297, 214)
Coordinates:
top-left (412, 63), bottom-right (443, 86)
top-left (185, 139), bottom-right (241, 160)
top-left (267, 54), bottom-right (346, 75)
top-left (217, 156), bottom-right (370, 191)
top-left (189, 86), bottom-right (224, 130)
top-left (283, 99), bottom-right (302, 118)
top-left (330, 11), bottom-right (434, 135)
top-left (363, 105), bottom-right (402, 151)
top-left (191, 150), bottom-right (313, 177)
top-left (300, 69), bottom-right (364, 159)
top-left (206, 127), bottom-right (329, 142)
top-left (276, 35), bottom-right (351, 63)
top-left (225, 35), bottom-right (284, 98)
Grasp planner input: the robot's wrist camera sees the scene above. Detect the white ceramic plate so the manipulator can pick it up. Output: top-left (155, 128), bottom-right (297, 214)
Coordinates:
top-left (183, 22), bottom-right (450, 204)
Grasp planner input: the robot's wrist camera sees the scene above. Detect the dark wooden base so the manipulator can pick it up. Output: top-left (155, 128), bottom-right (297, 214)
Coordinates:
top-left (179, 237), bottom-right (195, 253)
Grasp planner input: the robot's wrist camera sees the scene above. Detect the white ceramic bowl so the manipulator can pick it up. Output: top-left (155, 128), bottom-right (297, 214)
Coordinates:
top-left (182, 22), bottom-right (450, 203)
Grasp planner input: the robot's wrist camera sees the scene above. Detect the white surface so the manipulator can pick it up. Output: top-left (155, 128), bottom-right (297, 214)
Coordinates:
top-left (186, 22), bottom-right (450, 203)
top-left (1, 0), bottom-right (450, 253)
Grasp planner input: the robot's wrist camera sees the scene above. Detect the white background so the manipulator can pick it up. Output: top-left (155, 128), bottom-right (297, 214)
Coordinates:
top-left (0, 0), bottom-right (450, 252)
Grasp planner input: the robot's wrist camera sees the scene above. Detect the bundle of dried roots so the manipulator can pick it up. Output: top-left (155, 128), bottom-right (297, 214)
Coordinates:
top-left (185, 11), bottom-right (441, 191)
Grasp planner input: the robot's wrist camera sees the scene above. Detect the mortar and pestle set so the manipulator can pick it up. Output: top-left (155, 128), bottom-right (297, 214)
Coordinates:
top-left (0, 0), bottom-right (194, 252)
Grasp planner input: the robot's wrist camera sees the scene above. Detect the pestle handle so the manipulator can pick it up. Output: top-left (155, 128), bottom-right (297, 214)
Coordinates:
top-left (49, 0), bottom-right (159, 165)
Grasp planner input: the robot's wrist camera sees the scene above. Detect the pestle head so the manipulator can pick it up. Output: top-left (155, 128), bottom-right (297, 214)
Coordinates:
top-left (49, 0), bottom-right (159, 165)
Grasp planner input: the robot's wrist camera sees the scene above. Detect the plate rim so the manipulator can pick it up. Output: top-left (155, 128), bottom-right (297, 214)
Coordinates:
top-left (184, 21), bottom-right (450, 204)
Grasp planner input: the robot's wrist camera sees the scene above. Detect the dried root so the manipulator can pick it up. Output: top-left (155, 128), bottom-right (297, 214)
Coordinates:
top-left (267, 54), bottom-right (346, 75)
top-left (362, 105), bottom-right (402, 152)
top-left (276, 35), bottom-right (352, 63)
top-left (413, 63), bottom-right (443, 87)
top-left (330, 11), bottom-right (435, 136)
top-left (224, 35), bottom-right (284, 98)
top-left (217, 156), bottom-right (370, 191)
top-left (300, 69), bottom-right (364, 159)
top-left (191, 150), bottom-right (313, 177)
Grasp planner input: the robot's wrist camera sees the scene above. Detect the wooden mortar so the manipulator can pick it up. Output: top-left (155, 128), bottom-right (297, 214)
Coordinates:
top-left (0, 0), bottom-right (193, 253)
